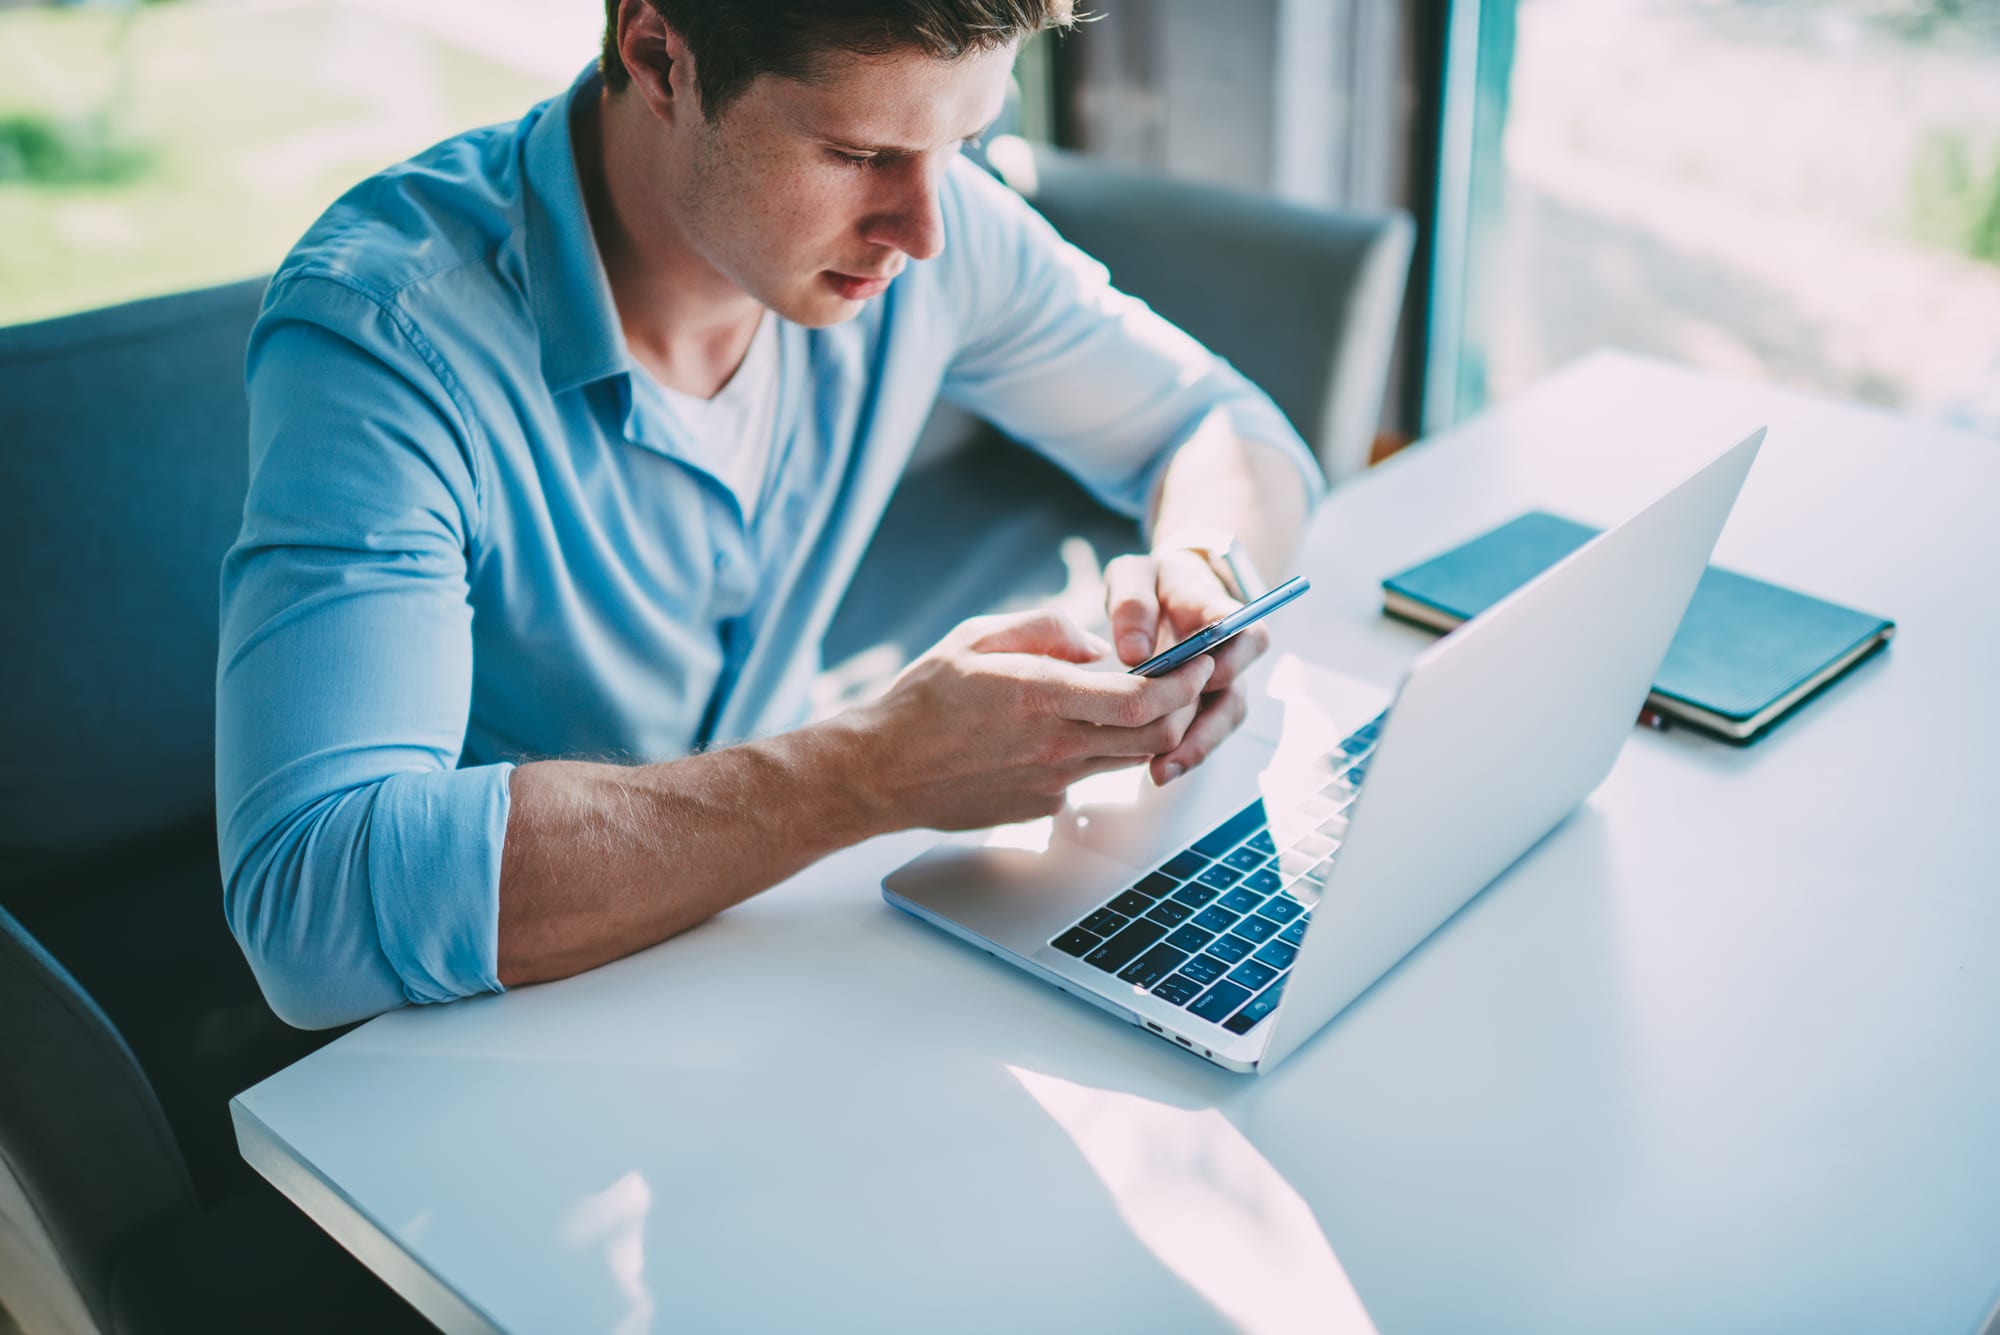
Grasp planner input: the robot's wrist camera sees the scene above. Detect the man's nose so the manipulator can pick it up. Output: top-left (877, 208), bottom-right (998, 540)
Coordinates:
top-left (864, 157), bottom-right (946, 263)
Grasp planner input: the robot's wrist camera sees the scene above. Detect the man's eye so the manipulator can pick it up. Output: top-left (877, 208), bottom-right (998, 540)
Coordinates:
top-left (831, 150), bottom-right (875, 168)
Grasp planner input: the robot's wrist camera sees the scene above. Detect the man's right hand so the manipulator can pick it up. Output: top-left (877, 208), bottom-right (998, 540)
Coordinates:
top-left (842, 609), bottom-right (1215, 831)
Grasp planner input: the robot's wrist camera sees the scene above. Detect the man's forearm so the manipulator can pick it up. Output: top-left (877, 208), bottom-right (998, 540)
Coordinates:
top-left (493, 603), bottom-right (1221, 995)
top-left (1149, 408), bottom-right (1314, 582)
top-left (496, 715), bottom-right (885, 986)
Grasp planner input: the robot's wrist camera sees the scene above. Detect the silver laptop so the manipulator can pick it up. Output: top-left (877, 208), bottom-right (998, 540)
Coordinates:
top-left (883, 429), bottom-right (1765, 1074)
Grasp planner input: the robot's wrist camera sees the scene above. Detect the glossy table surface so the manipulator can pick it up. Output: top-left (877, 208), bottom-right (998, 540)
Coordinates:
top-left (235, 352), bottom-right (2000, 1333)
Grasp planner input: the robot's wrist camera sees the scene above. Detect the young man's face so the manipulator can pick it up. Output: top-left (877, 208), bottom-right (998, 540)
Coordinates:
top-left (665, 40), bottom-right (1017, 327)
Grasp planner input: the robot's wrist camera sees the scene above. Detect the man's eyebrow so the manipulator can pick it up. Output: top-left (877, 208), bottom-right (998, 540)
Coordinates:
top-left (818, 117), bottom-right (999, 156)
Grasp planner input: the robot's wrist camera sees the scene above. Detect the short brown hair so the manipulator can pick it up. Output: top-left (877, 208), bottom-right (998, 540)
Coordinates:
top-left (601, 0), bottom-right (1075, 117)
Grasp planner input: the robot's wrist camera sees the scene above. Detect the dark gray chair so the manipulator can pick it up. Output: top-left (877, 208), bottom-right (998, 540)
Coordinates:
top-left (0, 152), bottom-right (1409, 1333)
top-left (0, 905), bottom-right (425, 1335)
top-left (0, 282), bottom-right (430, 1332)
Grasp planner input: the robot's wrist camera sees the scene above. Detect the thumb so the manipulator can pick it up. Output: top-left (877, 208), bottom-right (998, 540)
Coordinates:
top-left (965, 608), bottom-right (1112, 663)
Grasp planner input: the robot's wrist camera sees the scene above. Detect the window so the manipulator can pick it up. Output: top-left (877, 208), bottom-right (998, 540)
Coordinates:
top-left (0, 0), bottom-right (602, 328)
top-left (1430, 0), bottom-right (2000, 436)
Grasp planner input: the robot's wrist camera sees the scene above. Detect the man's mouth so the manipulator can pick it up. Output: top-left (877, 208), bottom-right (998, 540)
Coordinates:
top-left (822, 268), bottom-right (899, 301)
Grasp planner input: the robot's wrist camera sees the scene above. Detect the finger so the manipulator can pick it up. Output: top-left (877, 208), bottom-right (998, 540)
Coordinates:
top-left (1035, 651), bottom-right (1213, 727)
top-left (1153, 685), bottom-right (1250, 784)
top-left (962, 608), bottom-right (1110, 663)
top-left (1058, 696), bottom-right (1202, 761)
top-left (1197, 623), bottom-right (1271, 694)
top-left (1103, 554), bottom-right (1163, 665)
top-left (1153, 549), bottom-right (1240, 636)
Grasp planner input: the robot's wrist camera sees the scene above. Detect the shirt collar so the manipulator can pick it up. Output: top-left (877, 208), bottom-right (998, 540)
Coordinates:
top-left (523, 63), bottom-right (629, 395)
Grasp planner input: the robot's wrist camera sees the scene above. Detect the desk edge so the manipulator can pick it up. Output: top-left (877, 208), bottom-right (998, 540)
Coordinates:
top-left (230, 1096), bottom-right (503, 1334)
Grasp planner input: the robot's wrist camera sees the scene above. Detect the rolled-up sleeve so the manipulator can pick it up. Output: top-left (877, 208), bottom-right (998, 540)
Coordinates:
top-left (936, 159), bottom-right (1325, 520)
top-left (216, 272), bottom-right (509, 1030)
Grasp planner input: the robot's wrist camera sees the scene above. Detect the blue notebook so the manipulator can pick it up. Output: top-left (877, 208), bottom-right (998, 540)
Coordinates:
top-left (1381, 512), bottom-right (1895, 742)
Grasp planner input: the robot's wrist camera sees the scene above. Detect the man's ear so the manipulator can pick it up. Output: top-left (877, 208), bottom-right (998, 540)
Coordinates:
top-left (615, 0), bottom-right (698, 124)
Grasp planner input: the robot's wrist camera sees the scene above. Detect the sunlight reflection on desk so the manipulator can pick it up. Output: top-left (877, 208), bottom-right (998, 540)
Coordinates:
top-left (563, 1170), bottom-right (656, 1335)
top-left (1010, 1066), bottom-right (1378, 1335)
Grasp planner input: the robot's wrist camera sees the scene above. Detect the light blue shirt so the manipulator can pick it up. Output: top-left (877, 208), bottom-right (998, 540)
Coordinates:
top-left (217, 67), bottom-right (1322, 1029)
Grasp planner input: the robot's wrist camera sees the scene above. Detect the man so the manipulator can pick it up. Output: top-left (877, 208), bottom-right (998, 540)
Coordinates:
top-left (217, 0), bottom-right (1321, 1030)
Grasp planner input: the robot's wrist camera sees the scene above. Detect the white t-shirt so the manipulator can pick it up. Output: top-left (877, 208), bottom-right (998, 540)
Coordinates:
top-left (652, 311), bottom-right (781, 521)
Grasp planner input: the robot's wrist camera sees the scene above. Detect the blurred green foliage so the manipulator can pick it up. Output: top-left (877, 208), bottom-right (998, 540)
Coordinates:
top-left (1913, 130), bottom-right (2000, 265)
top-left (0, 113), bottom-right (152, 185)
top-left (0, 1), bottom-right (555, 326)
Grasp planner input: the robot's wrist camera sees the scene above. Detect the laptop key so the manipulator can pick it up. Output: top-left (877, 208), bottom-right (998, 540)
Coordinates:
top-left (1189, 981), bottom-right (1254, 1025)
top-left (1145, 899), bottom-right (1192, 927)
top-left (1108, 889), bottom-right (1153, 917)
top-left (1217, 887), bottom-right (1263, 915)
top-left (1297, 794), bottom-right (1339, 822)
top-left (1290, 832), bottom-right (1336, 860)
top-left (1279, 916), bottom-right (1311, 947)
top-left (1151, 973), bottom-right (1206, 1006)
top-left (1223, 976), bottom-right (1289, 1035)
top-left (1222, 847), bottom-right (1266, 872)
top-left (1119, 943), bottom-right (1191, 990)
top-left (1133, 872), bottom-right (1180, 899)
top-left (1164, 924), bottom-right (1215, 954)
top-left (1234, 916), bottom-right (1279, 944)
top-left (1051, 927), bottom-right (1102, 957)
top-left (1180, 954), bottom-right (1229, 986)
top-left (1192, 801), bottom-right (1268, 859)
top-left (1079, 907), bottom-right (1129, 937)
top-left (1227, 959), bottom-right (1279, 992)
top-left (1272, 848), bottom-right (1316, 879)
top-left (1257, 896), bottom-right (1305, 925)
top-left (1160, 850), bottom-right (1209, 880)
top-left (1196, 863), bottom-right (1245, 890)
top-left (1245, 868), bottom-right (1283, 895)
top-left (1191, 905), bottom-right (1239, 934)
top-left (1172, 883), bottom-right (1220, 908)
top-left (1084, 919), bottom-right (1168, 973)
top-left (1246, 831), bottom-right (1277, 856)
top-left (1253, 939), bottom-right (1298, 970)
top-left (1206, 934), bottom-right (1254, 965)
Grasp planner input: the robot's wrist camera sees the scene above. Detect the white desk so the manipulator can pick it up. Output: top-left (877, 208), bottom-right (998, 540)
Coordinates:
top-left (234, 352), bottom-right (2000, 1334)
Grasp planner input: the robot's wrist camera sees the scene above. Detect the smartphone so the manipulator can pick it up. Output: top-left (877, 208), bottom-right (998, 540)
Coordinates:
top-left (1128, 575), bottom-right (1311, 678)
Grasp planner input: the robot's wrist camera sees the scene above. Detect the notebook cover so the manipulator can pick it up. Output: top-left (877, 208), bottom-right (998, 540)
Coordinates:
top-left (1382, 511), bottom-right (1894, 728)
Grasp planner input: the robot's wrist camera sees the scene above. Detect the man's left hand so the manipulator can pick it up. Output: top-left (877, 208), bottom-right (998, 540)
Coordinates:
top-left (1103, 549), bottom-right (1265, 786)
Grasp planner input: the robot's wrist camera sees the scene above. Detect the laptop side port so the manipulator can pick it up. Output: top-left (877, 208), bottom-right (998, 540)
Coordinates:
top-left (1145, 1021), bottom-right (1163, 1033)
top-left (1175, 1036), bottom-right (1192, 1047)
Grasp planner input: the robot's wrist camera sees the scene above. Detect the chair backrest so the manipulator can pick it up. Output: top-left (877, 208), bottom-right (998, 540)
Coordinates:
top-left (990, 142), bottom-right (1413, 485)
top-left (0, 278), bottom-right (268, 900)
top-left (0, 903), bottom-right (198, 1334)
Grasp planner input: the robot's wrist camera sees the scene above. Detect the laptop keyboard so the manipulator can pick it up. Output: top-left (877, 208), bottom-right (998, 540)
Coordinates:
top-left (1048, 710), bottom-right (1388, 1038)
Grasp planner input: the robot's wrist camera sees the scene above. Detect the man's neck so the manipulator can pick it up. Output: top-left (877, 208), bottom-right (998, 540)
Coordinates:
top-left (574, 86), bottom-right (764, 399)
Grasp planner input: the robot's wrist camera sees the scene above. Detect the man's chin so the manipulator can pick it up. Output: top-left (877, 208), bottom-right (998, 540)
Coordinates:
top-left (782, 299), bottom-right (864, 329)
top-left (773, 288), bottom-right (868, 329)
